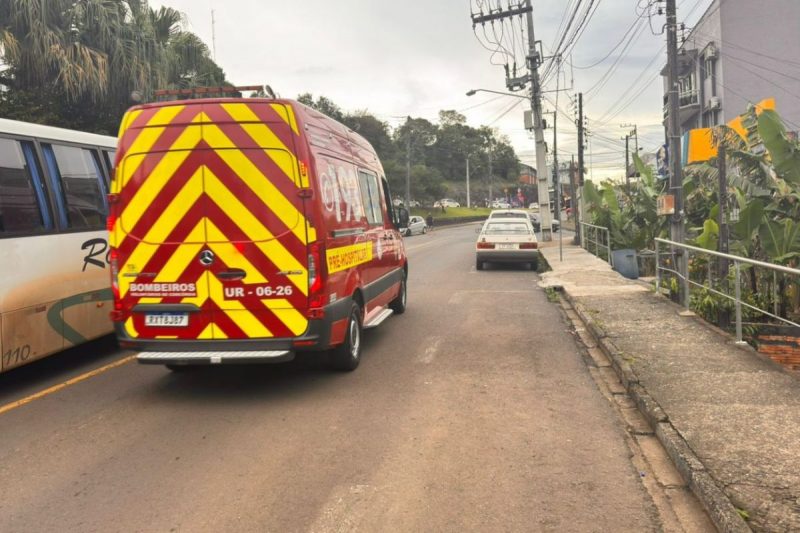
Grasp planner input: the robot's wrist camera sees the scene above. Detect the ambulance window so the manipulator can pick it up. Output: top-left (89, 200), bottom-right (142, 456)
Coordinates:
top-left (42, 143), bottom-right (108, 231)
top-left (381, 177), bottom-right (395, 225)
top-left (357, 170), bottom-right (383, 226)
top-left (0, 138), bottom-right (51, 236)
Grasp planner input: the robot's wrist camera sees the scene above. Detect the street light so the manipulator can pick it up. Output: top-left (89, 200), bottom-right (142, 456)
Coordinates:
top-left (466, 88), bottom-right (529, 99)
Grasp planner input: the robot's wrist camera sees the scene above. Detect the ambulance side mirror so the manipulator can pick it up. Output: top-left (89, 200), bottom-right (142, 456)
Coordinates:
top-left (397, 208), bottom-right (410, 229)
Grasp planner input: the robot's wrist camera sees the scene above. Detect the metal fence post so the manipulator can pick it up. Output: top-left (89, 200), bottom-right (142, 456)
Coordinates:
top-left (734, 261), bottom-right (743, 343)
top-left (773, 270), bottom-right (778, 317)
top-left (683, 250), bottom-right (691, 309)
top-left (655, 241), bottom-right (661, 293)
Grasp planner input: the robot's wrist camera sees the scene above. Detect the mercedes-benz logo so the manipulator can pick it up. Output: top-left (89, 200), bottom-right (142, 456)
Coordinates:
top-left (199, 250), bottom-right (215, 266)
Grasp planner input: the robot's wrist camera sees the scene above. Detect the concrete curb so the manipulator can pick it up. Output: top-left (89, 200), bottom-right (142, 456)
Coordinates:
top-left (540, 255), bottom-right (751, 532)
top-left (564, 289), bottom-right (751, 533)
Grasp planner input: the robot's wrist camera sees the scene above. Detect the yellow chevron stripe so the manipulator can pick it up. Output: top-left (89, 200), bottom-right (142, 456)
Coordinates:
top-left (270, 103), bottom-right (300, 136)
top-left (119, 219), bottom-right (206, 298)
top-left (262, 300), bottom-right (308, 336)
top-left (117, 109), bottom-right (143, 139)
top-left (124, 316), bottom-right (138, 338)
top-left (198, 323), bottom-right (214, 340)
top-left (120, 128), bottom-right (202, 231)
top-left (201, 126), bottom-right (308, 245)
top-left (212, 324), bottom-right (228, 339)
top-left (216, 104), bottom-right (299, 182)
top-left (204, 179), bottom-right (308, 295)
top-left (121, 105), bottom-right (188, 186)
top-left (207, 276), bottom-right (273, 337)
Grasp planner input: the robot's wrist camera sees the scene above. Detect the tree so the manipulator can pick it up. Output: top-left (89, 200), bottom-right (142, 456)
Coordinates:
top-left (0, 1), bottom-right (226, 134)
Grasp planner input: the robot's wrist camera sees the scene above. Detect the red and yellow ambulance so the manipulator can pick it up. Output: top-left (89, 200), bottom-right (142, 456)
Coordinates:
top-left (108, 88), bottom-right (409, 371)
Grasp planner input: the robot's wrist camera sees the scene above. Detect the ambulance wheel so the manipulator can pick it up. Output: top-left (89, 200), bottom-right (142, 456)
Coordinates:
top-left (166, 364), bottom-right (196, 373)
top-left (389, 277), bottom-right (407, 315)
top-left (329, 302), bottom-right (362, 372)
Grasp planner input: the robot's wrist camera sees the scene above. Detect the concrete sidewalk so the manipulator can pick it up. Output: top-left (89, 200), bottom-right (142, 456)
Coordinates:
top-left (538, 241), bottom-right (800, 533)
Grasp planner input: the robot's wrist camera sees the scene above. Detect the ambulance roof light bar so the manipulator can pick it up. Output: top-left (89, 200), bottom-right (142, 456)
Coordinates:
top-left (152, 85), bottom-right (270, 101)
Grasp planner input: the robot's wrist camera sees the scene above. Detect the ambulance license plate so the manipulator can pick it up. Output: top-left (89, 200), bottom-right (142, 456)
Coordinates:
top-left (497, 243), bottom-right (517, 250)
top-left (145, 313), bottom-right (188, 327)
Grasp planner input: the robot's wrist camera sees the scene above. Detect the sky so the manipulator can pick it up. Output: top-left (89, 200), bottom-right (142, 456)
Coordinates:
top-left (158, 0), bottom-right (713, 182)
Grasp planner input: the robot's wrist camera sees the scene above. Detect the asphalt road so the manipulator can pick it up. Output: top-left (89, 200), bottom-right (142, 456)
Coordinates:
top-left (0, 224), bottom-right (662, 532)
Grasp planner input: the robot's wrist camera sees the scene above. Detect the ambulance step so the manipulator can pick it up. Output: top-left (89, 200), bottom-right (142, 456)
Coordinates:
top-left (137, 350), bottom-right (292, 364)
top-left (363, 308), bottom-right (394, 329)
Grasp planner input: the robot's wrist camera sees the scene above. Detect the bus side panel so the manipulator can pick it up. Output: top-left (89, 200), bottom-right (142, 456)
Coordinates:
top-left (1, 301), bottom-right (63, 371)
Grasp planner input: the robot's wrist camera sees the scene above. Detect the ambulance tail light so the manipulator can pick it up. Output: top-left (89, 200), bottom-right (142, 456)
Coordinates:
top-left (109, 248), bottom-right (124, 321)
top-left (308, 242), bottom-right (326, 315)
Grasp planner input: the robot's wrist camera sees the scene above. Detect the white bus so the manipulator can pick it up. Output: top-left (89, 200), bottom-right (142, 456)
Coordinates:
top-left (0, 118), bottom-right (117, 373)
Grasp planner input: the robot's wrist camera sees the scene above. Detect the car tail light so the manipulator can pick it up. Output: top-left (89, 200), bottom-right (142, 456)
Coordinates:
top-left (477, 242), bottom-right (495, 249)
top-left (308, 241), bottom-right (326, 314)
top-left (519, 242), bottom-right (538, 249)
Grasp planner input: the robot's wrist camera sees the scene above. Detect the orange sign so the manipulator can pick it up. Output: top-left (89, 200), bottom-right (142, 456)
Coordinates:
top-left (657, 194), bottom-right (675, 216)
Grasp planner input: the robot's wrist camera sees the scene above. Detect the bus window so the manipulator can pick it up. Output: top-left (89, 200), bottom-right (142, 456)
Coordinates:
top-left (101, 149), bottom-right (116, 184)
top-left (42, 144), bottom-right (108, 231)
top-left (0, 138), bottom-right (51, 235)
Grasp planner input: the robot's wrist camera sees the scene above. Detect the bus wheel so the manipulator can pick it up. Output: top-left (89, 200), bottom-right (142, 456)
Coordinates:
top-left (329, 302), bottom-right (362, 371)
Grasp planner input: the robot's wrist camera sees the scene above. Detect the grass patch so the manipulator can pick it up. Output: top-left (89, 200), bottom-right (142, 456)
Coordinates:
top-left (411, 207), bottom-right (491, 219)
top-left (545, 287), bottom-right (560, 303)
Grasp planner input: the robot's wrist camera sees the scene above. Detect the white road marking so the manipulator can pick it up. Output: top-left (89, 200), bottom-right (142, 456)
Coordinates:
top-left (419, 337), bottom-right (442, 364)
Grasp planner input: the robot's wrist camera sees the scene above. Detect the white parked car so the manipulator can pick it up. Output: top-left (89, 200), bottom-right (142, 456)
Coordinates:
top-left (402, 215), bottom-right (428, 236)
top-left (488, 209), bottom-right (529, 221)
top-left (528, 211), bottom-right (560, 232)
top-left (476, 218), bottom-right (539, 271)
top-left (434, 198), bottom-right (460, 208)
top-left (491, 200), bottom-right (511, 209)
top-left (528, 202), bottom-right (539, 209)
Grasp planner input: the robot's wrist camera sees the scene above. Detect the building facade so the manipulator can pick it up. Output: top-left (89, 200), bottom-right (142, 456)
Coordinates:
top-left (663, 0), bottom-right (800, 134)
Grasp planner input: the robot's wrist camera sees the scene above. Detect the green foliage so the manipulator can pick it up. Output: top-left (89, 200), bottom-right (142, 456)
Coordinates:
top-left (583, 153), bottom-right (668, 251)
top-left (0, 0), bottom-right (227, 134)
top-left (298, 97), bottom-right (521, 205)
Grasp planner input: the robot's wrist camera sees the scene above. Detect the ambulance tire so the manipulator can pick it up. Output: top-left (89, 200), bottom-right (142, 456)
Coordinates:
top-left (389, 277), bottom-right (407, 315)
top-left (166, 364), bottom-right (196, 373)
top-left (329, 302), bottom-right (362, 372)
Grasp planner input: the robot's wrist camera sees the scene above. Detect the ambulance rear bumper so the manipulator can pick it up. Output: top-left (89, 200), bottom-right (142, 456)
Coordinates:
top-left (137, 350), bottom-right (293, 365)
top-left (115, 297), bottom-right (353, 362)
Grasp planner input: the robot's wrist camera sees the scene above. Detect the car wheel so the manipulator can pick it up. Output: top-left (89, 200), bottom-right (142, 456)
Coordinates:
top-left (476, 258), bottom-right (484, 271)
top-left (389, 276), bottom-right (407, 315)
top-left (405, 228), bottom-right (412, 237)
top-left (422, 226), bottom-right (428, 234)
top-left (329, 302), bottom-right (362, 371)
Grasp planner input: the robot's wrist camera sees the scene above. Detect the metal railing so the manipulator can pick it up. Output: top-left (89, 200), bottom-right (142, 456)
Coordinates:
top-left (655, 238), bottom-right (800, 344)
top-left (580, 222), bottom-right (612, 266)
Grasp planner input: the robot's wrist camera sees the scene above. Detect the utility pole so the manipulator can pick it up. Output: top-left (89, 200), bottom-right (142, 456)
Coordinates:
top-left (211, 9), bottom-right (217, 61)
top-left (405, 117), bottom-right (411, 209)
top-left (623, 133), bottom-right (630, 191)
top-left (472, 1), bottom-right (550, 239)
top-left (525, 0), bottom-right (552, 241)
top-left (575, 92), bottom-right (584, 245)
top-left (466, 156), bottom-right (471, 208)
top-left (553, 110), bottom-right (562, 260)
top-left (666, 0), bottom-right (687, 298)
top-left (488, 146), bottom-right (493, 207)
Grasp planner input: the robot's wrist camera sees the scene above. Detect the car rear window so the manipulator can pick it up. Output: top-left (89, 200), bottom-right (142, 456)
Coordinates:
top-left (490, 212), bottom-right (527, 219)
top-left (484, 222), bottom-right (531, 234)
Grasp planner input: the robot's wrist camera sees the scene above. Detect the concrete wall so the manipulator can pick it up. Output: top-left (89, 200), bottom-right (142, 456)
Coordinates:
top-left (718, 0), bottom-right (800, 129)
top-left (666, 0), bottom-right (800, 133)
